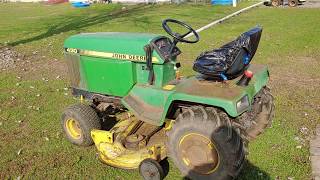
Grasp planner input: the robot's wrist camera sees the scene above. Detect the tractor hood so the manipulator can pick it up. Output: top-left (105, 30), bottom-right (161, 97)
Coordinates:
top-left (64, 32), bottom-right (167, 64)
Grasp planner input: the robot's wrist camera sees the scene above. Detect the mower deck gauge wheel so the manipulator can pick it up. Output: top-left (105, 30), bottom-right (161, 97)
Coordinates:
top-left (139, 158), bottom-right (164, 180)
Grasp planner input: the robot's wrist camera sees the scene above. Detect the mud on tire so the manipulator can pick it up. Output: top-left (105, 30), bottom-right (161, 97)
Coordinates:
top-left (235, 87), bottom-right (275, 144)
top-left (167, 106), bottom-right (245, 180)
top-left (61, 104), bottom-right (101, 146)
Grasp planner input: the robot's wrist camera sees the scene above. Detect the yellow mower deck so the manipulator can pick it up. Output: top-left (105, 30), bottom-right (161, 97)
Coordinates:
top-left (91, 115), bottom-right (167, 169)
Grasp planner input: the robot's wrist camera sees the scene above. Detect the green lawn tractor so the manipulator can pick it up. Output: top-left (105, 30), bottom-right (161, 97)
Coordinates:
top-left (61, 19), bottom-right (275, 180)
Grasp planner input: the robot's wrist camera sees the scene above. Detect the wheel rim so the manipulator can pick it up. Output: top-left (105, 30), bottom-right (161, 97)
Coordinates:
top-left (289, 0), bottom-right (296, 6)
top-left (179, 133), bottom-right (220, 175)
top-left (140, 160), bottom-right (162, 180)
top-left (65, 118), bottom-right (82, 139)
top-left (272, 0), bottom-right (279, 6)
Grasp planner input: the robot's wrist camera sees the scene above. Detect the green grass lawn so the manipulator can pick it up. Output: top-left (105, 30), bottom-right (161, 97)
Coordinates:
top-left (0, 2), bottom-right (320, 180)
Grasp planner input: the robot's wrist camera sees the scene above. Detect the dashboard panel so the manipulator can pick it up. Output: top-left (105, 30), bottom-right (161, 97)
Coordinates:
top-left (153, 37), bottom-right (181, 60)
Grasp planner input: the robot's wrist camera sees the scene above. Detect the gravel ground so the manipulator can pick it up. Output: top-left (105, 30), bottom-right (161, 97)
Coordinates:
top-left (0, 46), bottom-right (24, 70)
top-left (299, 0), bottom-right (320, 8)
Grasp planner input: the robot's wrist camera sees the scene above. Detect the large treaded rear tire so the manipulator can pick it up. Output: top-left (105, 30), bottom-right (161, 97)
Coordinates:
top-left (235, 87), bottom-right (275, 143)
top-left (61, 104), bottom-right (101, 146)
top-left (167, 106), bottom-right (245, 180)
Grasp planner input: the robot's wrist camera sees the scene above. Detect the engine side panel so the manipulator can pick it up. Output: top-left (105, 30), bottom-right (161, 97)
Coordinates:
top-left (80, 55), bottom-right (136, 97)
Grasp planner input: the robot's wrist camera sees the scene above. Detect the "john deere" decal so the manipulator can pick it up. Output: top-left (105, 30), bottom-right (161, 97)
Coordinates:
top-left (64, 48), bottom-right (159, 63)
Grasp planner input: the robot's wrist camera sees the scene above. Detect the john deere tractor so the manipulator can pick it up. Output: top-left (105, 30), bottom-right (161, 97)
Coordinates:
top-left (61, 19), bottom-right (274, 180)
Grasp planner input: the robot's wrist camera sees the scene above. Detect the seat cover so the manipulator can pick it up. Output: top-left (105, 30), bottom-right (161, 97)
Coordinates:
top-left (193, 26), bottom-right (263, 80)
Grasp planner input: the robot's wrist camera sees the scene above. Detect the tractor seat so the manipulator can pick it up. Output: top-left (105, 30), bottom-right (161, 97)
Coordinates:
top-left (193, 26), bottom-right (262, 81)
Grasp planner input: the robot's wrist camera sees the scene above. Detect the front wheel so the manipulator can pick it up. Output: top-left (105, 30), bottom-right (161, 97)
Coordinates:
top-left (167, 106), bottom-right (245, 180)
top-left (61, 104), bottom-right (101, 146)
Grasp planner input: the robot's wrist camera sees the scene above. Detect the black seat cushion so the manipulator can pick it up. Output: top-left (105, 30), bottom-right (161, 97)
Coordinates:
top-left (193, 26), bottom-right (263, 81)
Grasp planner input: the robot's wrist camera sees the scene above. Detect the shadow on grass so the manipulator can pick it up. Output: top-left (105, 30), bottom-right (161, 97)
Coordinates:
top-left (173, 127), bottom-right (271, 180)
top-left (180, 160), bottom-right (270, 180)
top-left (9, 5), bottom-right (152, 46)
top-left (237, 160), bottom-right (271, 180)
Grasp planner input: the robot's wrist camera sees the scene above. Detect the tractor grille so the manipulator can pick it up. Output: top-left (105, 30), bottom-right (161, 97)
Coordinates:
top-left (65, 53), bottom-right (81, 88)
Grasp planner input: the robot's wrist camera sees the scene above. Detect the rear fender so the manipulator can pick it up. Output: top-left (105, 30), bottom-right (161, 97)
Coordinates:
top-left (160, 64), bottom-right (270, 125)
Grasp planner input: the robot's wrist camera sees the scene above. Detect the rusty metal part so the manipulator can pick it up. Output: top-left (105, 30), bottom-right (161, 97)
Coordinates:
top-left (112, 119), bottom-right (144, 144)
top-left (138, 126), bottom-right (162, 149)
top-left (124, 123), bottom-right (163, 150)
top-left (147, 129), bottom-right (166, 148)
top-left (123, 120), bottom-right (143, 137)
top-left (144, 126), bottom-right (162, 142)
top-left (178, 133), bottom-right (220, 175)
top-left (115, 111), bottom-right (134, 120)
top-left (96, 102), bottom-right (113, 112)
top-left (92, 94), bottom-right (123, 107)
top-left (124, 134), bottom-right (146, 149)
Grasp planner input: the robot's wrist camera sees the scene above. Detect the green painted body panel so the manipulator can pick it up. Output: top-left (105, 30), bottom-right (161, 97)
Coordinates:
top-left (163, 64), bottom-right (270, 122)
top-left (123, 64), bottom-right (269, 126)
top-left (135, 63), bottom-right (176, 88)
top-left (64, 32), bottom-right (176, 96)
top-left (64, 32), bottom-right (157, 54)
top-left (80, 56), bottom-right (136, 96)
top-left (64, 32), bottom-right (165, 64)
top-left (126, 85), bottom-right (170, 107)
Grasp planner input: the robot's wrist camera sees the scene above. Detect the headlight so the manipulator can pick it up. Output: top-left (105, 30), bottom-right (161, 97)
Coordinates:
top-left (236, 95), bottom-right (249, 113)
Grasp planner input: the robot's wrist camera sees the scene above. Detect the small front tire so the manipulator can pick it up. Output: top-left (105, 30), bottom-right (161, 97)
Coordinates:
top-left (61, 104), bottom-right (101, 146)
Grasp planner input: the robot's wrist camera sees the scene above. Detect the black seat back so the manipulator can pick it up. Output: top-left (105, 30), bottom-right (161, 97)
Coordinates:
top-left (193, 26), bottom-right (263, 81)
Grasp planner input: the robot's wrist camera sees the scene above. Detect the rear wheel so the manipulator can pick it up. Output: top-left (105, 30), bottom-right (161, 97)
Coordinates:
top-left (236, 87), bottom-right (275, 143)
top-left (271, 0), bottom-right (281, 6)
top-left (61, 104), bottom-right (101, 146)
top-left (167, 106), bottom-right (244, 180)
top-left (288, 0), bottom-right (298, 6)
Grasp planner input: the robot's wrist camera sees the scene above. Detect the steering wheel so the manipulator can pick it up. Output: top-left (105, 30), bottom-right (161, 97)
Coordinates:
top-left (162, 19), bottom-right (200, 44)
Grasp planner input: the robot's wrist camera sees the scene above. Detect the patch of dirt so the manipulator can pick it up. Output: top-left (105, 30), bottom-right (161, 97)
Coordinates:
top-left (268, 56), bottom-right (320, 139)
top-left (0, 45), bottom-right (25, 70)
top-left (0, 45), bottom-right (68, 81)
top-left (20, 57), bottom-right (68, 81)
top-left (269, 56), bottom-right (320, 88)
top-left (270, 71), bottom-right (320, 87)
top-left (0, 151), bottom-right (74, 179)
